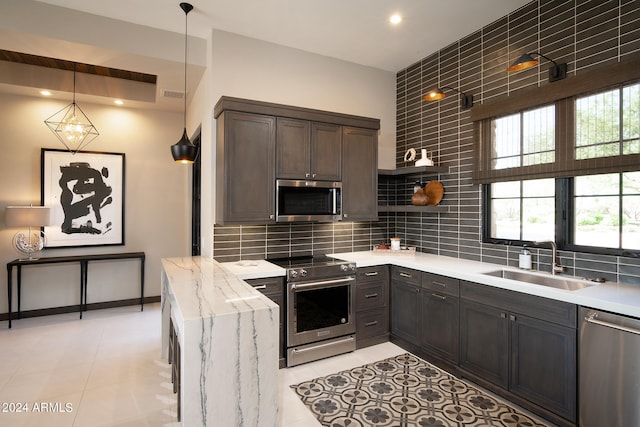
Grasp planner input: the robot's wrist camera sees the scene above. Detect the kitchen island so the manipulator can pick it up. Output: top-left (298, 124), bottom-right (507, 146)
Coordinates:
top-left (160, 257), bottom-right (279, 427)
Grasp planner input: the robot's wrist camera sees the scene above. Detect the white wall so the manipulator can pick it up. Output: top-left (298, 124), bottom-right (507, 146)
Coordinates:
top-left (0, 93), bottom-right (189, 313)
top-left (193, 30), bottom-right (396, 245)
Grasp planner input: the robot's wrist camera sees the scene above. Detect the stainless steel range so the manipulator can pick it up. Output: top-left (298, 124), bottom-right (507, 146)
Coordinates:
top-left (269, 255), bottom-right (356, 367)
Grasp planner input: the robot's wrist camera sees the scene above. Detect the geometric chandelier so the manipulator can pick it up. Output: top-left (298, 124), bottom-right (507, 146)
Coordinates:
top-left (44, 69), bottom-right (99, 153)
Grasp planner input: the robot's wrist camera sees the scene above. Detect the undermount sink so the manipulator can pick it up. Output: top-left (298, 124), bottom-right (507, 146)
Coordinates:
top-left (482, 269), bottom-right (596, 291)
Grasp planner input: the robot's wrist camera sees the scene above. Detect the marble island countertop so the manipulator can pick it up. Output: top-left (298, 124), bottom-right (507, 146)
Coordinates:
top-left (222, 251), bottom-right (640, 318)
top-left (161, 257), bottom-right (279, 426)
top-left (162, 257), bottom-right (280, 324)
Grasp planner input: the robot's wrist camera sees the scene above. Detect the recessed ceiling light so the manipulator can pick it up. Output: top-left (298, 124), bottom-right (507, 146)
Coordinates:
top-left (389, 14), bottom-right (402, 25)
top-left (40, 90), bottom-right (51, 96)
top-left (114, 99), bottom-right (124, 105)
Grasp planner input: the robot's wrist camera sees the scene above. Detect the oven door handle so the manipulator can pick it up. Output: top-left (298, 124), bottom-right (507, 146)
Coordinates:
top-left (290, 277), bottom-right (354, 291)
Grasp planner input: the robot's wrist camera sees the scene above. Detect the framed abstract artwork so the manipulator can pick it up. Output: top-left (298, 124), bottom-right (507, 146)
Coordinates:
top-left (41, 148), bottom-right (125, 248)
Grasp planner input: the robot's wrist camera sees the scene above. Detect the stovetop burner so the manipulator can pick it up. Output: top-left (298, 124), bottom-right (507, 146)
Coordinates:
top-left (267, 255), bottom-right (342, 269)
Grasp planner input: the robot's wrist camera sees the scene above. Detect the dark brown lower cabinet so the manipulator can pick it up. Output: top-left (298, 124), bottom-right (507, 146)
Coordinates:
top-left (421, 291), bottom-right (459, 365)
top-left (355, 265), bottom-right (389, 348)
top-left (510, 313), bottom-right (577, 422)
top-left (459, 281), bottom-right (577, 427)
top-left (390, 266), bottom-right (422, 345)
top-left (246, 277), bottom-right (286, 368)
top-left (459, 299), bottom-right (509, 388)
top-left (421, 273), bottom-right (460, 367)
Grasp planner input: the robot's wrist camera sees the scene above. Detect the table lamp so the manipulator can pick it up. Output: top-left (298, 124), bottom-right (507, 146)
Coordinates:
top-left (5, 206), bottom-right (52, 260)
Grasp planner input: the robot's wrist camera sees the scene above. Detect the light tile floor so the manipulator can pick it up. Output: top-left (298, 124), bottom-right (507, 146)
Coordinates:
top-left (0, 304), bottom-right (551, 427)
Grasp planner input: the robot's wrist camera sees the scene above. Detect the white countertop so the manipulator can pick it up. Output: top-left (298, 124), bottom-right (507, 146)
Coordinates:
top-left (161, 257), bottom-right (279, 323)
top-left (218, 251), bottom-right (640, 318)
top-left (218, 259), bottom-right (286, 280)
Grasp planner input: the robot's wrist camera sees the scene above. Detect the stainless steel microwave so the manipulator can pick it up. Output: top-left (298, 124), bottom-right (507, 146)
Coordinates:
top-left (276, 179), bottom-right (342, 222)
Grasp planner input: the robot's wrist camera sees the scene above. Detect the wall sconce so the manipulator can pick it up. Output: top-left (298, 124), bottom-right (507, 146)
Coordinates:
top-left (5, 206), bottom-right (52, 260)
top-left (423, 86), bottom-right (474, 109)
top-left (508, 52), bottom-right (567, 82)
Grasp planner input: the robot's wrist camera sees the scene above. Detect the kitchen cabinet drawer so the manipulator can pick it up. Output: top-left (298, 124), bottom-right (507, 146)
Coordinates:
top-left (422, 272), bottom-right (459, 296)
top-left (246, 277), bottom-right (283, 299)
top-left (460, 281), bottom-right (577, 328)
top-left (356, 307), bottom-right (389, 340)
top-left (356, 281), bottom-right (387, 310)
top-left (356, 265), bottom-right (388, 284)
top-left (391, 266), bottom-right (421, 286)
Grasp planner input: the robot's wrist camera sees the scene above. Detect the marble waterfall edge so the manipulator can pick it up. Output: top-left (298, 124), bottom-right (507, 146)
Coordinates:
top-left (161, 257), bottom-right (279, 427)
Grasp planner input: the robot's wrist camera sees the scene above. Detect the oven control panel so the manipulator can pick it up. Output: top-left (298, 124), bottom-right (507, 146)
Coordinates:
top-left (287, 262), bottom-right (356, 281)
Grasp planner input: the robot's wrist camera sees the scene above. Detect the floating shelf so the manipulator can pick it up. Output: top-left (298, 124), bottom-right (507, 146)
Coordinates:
top-left (378, 165), bottom-right (449, 176)
top-left (378, 205), bottom-right (449, 213)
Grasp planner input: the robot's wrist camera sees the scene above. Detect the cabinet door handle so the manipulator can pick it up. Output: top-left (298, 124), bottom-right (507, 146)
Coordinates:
top-left (433, 281), bottom-right (447, 288)
top-left (269, 214), bottom-right (274, 219)
top-left (500, 312), bottom-right (507, 319)
top-left (305, 172), bottom-right (310, 178)
top-left (399, 272), bottom-right (412, 278)
top-left (365, 293), bottom-right (378, 299)
top-left (432, 293), bottom-right (447, 300)
top-left (365, 272), bottom-right (379, 277)
top-left (253, 285), bottom-right (267, 290)
top-left (510, 314), bottom-right (516, 321)
top-left (365, 321), bottom-right (378, 327)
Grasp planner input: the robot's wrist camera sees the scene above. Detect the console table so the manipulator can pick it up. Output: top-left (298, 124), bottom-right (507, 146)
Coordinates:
top-left (6, 252), bottom-right (145, 328)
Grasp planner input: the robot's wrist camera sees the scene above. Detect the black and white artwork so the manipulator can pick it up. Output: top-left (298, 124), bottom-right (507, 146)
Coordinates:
top-left (41, 149), bottom-right (125, 248)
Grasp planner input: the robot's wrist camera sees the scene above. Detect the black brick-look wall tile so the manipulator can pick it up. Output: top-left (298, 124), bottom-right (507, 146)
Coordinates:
top-left (212, 0), bottom-right (640, 287)
top-left (393, 0), bottom-right (640, 286)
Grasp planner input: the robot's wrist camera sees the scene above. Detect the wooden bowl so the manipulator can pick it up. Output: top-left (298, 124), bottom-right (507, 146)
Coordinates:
top-left (424, 180), bottom-right (444, 206)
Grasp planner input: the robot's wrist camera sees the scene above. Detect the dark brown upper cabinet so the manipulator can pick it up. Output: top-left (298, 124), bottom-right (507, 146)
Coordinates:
top-left (214, 96), bottom-right (380, 224)
top-left (215, 110), bottom-right (276, 224)
top-left (276, 118), bottom-right (341, 181)
top-left (342, 126), bottom-right (378, 221)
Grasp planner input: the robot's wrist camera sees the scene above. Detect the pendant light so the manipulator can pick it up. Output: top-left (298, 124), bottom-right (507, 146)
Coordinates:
top-left (171, 2), bottom-right (199, 164)
top-left (44, 66), bottom-right (99, 153)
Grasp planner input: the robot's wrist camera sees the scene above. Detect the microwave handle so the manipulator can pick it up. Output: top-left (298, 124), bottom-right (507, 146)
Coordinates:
top-left (333, 188), bottom-right (337, 214)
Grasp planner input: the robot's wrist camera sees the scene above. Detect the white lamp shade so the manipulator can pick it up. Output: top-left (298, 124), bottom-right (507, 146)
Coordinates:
top-left (5, 206), bottom-right (52, 227)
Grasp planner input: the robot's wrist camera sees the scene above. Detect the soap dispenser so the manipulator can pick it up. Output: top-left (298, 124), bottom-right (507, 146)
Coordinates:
top-left (519, 246), bottom-right (532, 270)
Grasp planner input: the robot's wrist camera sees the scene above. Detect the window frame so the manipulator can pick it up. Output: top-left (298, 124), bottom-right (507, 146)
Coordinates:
top-left (483, 177), bottom-right (636, 257)
top-left (475, 57), bottom-right (640, 256)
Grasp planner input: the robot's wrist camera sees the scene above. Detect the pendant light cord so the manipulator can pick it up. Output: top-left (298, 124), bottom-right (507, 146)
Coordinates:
top-left (183, 5), bottom-right (189, 129)
top-left (73, 64), bottom-right (77, 104)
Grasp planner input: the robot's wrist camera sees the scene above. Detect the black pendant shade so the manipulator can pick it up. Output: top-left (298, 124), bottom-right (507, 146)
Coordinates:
top-left (171, 2), bottom-right (199, 164)
top-left (172, 128), bottom-right (199, 164)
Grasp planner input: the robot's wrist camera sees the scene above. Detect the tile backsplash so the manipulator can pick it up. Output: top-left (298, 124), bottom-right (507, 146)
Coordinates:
top-left (212, 0), bottom-right (640, 286)
top-left (212, 221), bottom-right (390, 263)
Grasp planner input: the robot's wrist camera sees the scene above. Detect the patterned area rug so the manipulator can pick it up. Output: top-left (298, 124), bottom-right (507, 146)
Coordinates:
top-left (291, 353), bottom-right (549, 427)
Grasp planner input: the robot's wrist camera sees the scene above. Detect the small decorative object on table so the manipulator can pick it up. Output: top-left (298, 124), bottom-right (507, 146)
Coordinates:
top-left (372, 243), bottom-right (416, 256)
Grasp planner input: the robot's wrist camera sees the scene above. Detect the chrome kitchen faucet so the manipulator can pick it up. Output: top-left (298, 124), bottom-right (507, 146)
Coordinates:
top-left (534, 240), bottom-right (564, 275)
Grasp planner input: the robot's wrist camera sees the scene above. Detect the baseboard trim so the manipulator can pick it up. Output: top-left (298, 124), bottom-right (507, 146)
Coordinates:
top-left (0, 296), bottom-right (161, 322)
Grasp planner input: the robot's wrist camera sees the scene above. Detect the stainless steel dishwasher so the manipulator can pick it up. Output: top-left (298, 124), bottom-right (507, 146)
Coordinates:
top-left (579, 307), bottom-right (640, 427)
